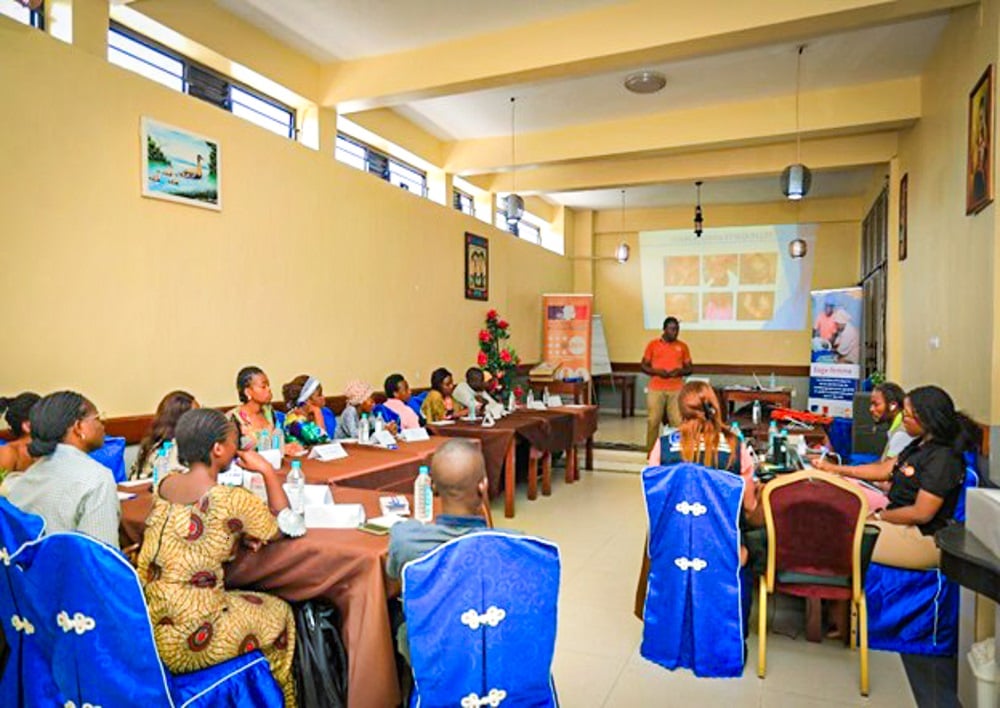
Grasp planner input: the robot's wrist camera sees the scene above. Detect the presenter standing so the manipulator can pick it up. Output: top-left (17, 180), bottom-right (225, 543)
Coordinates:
top-left (641, 316), bottom-right (693, 451)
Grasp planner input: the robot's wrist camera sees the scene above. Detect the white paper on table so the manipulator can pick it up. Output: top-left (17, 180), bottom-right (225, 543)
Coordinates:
top-left (546, 395), bottom-right (564, 407)
top-left (372, 430), bottom-right (397, 448)
top-left (258, 448), bottom-right (282, 470)
top-left (284, 484), bottom-right (333, 506)
top-left (117, 491), bottom-right (136, 500)
top-left (368, 514), bottom-right (407, 529)
top-left (379, 495), bottom-right (410, 516)
top-left (527, 401), bottom-right (547, 411)
top-left (119, 479), bottom-right (152, 488)
top-left (400, 427), bottom-right (430, 442)
top-left (304, 503), bottom-right (366, 529)
top-left (481, 409), bottom-right (496, 428)
top-left (427, 420), bottom-right (455, 426)
top-left (309, 442), bottom-right (348, 461)
top-left (485, 402), bottom-right (505, 419)
top-left (218, 468), bottom-right (245, 486)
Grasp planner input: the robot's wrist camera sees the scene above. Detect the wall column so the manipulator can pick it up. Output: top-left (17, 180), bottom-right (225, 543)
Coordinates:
top-left (885, 157), bottom-right (903, 381)
top-left (572, 209), bottom-right (594, 293)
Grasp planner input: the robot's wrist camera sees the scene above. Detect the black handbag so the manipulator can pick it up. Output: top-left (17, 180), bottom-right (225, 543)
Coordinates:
top-left (293, 600), bottom-right (348, 708)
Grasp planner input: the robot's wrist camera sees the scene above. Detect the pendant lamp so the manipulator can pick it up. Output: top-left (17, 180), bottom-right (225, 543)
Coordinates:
top-left (780, 46), bottom-right (812, 200)
top-left (694, 181), bottom-right (704, 237)
top-left (504, 97), bottom-right (524, 225)
top-left (615, 189), bottom-right (630, 263)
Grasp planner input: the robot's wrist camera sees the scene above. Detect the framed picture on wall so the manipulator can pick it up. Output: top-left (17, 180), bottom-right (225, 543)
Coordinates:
top-left (141, 118), bottom-right (221, 211)
top-left (899, 173), bottom-right (908, 261)
top-left (966, 65), bottom-right (993, 215)
top-left (465, 233), bottom-right (489, 301)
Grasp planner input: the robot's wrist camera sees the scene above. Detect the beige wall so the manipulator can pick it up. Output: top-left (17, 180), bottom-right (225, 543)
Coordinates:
top-left (589, 199), bottom-right (863, 365)
top-left (895, 2), bottom-right (999, 423)
top-left (0, 23), bottom-right (570, 415)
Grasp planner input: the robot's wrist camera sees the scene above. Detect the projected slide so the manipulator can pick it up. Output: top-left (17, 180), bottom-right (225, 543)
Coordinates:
top-left (639, 225), bottom-right (816, 331)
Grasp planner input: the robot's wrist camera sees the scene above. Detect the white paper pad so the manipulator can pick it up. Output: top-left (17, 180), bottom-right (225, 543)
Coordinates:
top-left (427, 420), bottom-right (455, 426)
top-left (117, 491), bottom-right (136, 500)
top-left (400, 428), bottom-right (430, 442)
top-left (305, 503), bottom-right (366, 529)
top-left (119, 479), bottom-right (152, 488)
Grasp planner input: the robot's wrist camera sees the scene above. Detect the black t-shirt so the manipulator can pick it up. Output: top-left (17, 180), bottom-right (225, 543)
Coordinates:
top-left (887, 438), bottom-right (965, 535)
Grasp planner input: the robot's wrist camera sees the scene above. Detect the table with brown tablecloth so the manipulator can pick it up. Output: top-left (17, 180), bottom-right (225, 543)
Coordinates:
top-left (299, 438), bottom-right (448, 491)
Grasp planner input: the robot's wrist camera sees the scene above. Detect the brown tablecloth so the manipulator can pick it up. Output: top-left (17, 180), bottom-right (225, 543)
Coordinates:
top-left (550, 404), bottom-right (599, 444)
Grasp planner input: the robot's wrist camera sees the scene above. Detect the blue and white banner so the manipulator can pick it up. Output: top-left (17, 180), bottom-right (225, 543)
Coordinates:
top-left (808, 287), bottom-right (863, 418)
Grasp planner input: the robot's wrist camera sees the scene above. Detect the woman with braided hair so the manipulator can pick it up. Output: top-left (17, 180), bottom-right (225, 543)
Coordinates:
top-left (0, 391), bottom-right (41, 475)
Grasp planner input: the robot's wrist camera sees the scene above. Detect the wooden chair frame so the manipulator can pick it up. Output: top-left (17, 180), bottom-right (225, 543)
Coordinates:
top-left (757, 469), bottom-right (871, 695)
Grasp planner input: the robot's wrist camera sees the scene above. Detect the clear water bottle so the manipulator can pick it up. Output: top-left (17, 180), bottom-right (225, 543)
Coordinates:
top-left (286, 459), bottom-right (305, 515)
top-left (767, 420), bottom-right (778, 460)
top-left (272, 425), bottom-right (284, 452)
top-left (526, 388), bottom-right (535, 406)
top-left (752, 399), bottom-right (762, 425)
top-left (769, 372), bottom-right (777, 389)
top-left (257, 429), bottom-right (271, 452)
top-left (374, 413), bottom-right (384, 435)
top-left (543, 386), bottom-right (550, 406)
top-left (358, 413), bottom-right (370, 444)
top-left (414, 465), bottom-right (433, 524)
top-left (152, 445), bottom-right (169, 486)
top-left (507, 390), bottom-right (516, 412)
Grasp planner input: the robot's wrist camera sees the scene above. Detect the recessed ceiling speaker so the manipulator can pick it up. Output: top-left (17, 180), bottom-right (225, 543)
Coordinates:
top-left (781, 163), bottom-right (812, 200)
top-left (624, 71), bottom-right (667, 94)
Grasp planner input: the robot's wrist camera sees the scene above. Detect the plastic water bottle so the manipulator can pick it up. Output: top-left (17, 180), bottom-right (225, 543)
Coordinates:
top-left (526, 388), bottom-right (535, 407)
top-left (358, 413), bottom-right (370, 444)
top-left (152, 446), bottom-right (169, 486)
top-left (769, 372), bottom-right (777, 389)
top-left (543, 386), bottom-right (550, 406)
top-left (257, 429), bottom-right (271, 452)
top-left (767, 420), bottom-right (778, 459)
top-left (752, 400), bottom-right (762, 425)
top-left (374, 413), bottom-right (384, 435)
top-left (507, 390), bottom-right (516, 412)
top-left (730, 421), bottom-right (744, 441)
top-left (286, 460), bottom-right (305, 515)
top-left (414, 465), bottom-right (434, 523)
top-left (271, 426), bottom-right (284, 452)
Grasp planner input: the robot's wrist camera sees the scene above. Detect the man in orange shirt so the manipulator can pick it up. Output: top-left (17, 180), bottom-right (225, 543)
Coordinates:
top-left (641, 316), bottom-right (693, 451)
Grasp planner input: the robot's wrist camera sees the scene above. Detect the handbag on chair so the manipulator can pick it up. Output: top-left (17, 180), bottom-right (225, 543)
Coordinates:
top-left (293, 600), bottom-right (349, 708)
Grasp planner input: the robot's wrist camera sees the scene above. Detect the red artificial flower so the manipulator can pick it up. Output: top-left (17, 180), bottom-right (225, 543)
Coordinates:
top-left (496, 370), bottom-right (504, 378)
top-left (514, 386), bottom-right (524, 398)
top-left (499, 349), bottom-right (512, 363)
top-left (478, 329), bottom-right (491, 343)
top-left (486, 309), bottom-right (499, 321)
top-left (477, 351), bottom-right (488, 366)
top-left (497, 319), bottom-right (509, 330)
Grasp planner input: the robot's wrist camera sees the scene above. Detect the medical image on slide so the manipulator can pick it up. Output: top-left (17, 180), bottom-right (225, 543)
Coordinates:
top-left (702, 293), bottom-right (734, 321)
top-left (665, 293), bottom-right (699, 323)
top-left (739, 252), bottom-right (777, 285)
top-left (663, 255), bottom-right (700, 286)
top-left (737, 291), bottom-right (775, 321)
top-left (702, 254), bottom-right (738, 288)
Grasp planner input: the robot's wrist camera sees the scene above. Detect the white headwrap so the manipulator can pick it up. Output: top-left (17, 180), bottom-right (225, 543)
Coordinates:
top-left (296, 376), bottom-right (321, 406)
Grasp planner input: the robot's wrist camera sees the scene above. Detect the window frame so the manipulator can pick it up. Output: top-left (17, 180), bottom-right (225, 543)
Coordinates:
top-left (0, 0), bottom-right (44, 29)
top-left (334, 132), bottom-right (428, 198)
top-left (453, 188), bottom-right (475, 216)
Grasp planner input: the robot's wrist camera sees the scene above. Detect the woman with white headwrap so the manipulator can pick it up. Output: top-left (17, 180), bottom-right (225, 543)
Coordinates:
top-left (281, 375), bottom-right (331, 447)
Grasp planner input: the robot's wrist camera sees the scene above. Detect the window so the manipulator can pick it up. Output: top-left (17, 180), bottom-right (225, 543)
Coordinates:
top-left (334, 133), bottom-right (427, 197)
top-left (453, 189), bottom-right (475, 216)
top-left (107, 24), bottom-right (295, 138)
top-left (860, 186), bottom-right (888, 379)
top-left (495, 206), bottom-right (542, 245)
top-left (0, 0), bottom-right (44, 29)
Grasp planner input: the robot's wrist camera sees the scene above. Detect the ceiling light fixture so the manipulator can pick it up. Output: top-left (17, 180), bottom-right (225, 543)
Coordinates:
top-left (780, 45), bottom-right (812, 201)
top-left (789, 202), bottom-right (808, 259)
top-left (694, 181), bottom-right (704, 237)
top-left (504, 96), bottom-right (524, 226)
top-left (624, 70), bottom-right (667, 94)
top-left (569, 189), bottom-right (630, 263)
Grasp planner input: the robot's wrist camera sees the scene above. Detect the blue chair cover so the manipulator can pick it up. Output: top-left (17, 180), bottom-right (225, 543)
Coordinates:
top-left (88, 436), bottom-right (127, 483)
top-left (640, 462), bottom-right (748, 678)
top-left (866, 466), bottom-right (979, 656)
top-left (372, 403), bottom-right (401, 428)
top-left (407, 391), bottom-right (428, 416)
top-left (11, 532), bottom-right (284, 707)
top-left (402, 532), bottom-right (560, 707)
top-left (321, 407), bottom-right (337, 437)
top-left (827, 417), bottom-right (853, 460)
top-left (0, 500), bottom-right (48, 706)
top-left (274, 409), bottom-right (285, 430)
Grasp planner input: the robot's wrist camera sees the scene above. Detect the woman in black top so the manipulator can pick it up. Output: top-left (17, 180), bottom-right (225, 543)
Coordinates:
top-left (869, 386), bottom-right (976, 568)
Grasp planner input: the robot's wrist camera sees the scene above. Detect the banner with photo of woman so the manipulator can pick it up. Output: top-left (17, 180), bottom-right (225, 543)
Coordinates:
top-left (809, 287), bottom-right (863, 418)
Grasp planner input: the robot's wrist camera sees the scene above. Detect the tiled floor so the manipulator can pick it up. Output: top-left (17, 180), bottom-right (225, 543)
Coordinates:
top-left (493, 466), bottom-right (918, 708)
top-left (593, 411), bottom-right (647, 449)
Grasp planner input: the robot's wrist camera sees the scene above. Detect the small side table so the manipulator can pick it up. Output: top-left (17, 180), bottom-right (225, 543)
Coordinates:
top-left (594, 373), bottom-right (637, 418)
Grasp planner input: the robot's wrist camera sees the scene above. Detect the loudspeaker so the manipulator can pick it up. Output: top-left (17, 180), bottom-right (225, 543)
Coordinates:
top-left (852, 392), bottom-right (888, 457)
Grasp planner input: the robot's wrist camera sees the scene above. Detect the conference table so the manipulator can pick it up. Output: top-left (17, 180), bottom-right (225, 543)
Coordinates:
top-left (428, 405), bottom-right (598, 517)
top-left (119, 441), bottom-right (452, 708)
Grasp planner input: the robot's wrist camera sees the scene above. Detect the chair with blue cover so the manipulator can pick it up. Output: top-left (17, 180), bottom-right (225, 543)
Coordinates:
top-left (407, 391), bottom-right (428, 418)
top-left (640, 462), bottom-right (749, 678)
top-left (0, 499), bottom-right (49, 706)
top-left (402, 532), bottom-right (560, 707)
top-left (321, 407), bottom-right (337, 438)
top-left (89, 435), bottom-right (128, 483)
top-left (865, 464), bottom-right (979, 656)
top-left (12, 532), bottom-right (284, 707)
top-left (372, 403), bottom-right (401, 429)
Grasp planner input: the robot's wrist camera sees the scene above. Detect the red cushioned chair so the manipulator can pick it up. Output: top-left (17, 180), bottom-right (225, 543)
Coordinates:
top-left (757, 470), bottom-right (874, 696)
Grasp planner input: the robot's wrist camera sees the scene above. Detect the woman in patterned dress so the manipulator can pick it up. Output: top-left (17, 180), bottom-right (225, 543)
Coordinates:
top-left (229, 365), bottom-right (303, 455)
top-left (138, 408), bottom-right (298, 706)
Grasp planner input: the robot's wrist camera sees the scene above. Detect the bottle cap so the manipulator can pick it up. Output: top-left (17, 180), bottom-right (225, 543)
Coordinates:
top-left (419, 465), bottom-right (429, 474)
top-left (291, 459), bottom-right (301, 469)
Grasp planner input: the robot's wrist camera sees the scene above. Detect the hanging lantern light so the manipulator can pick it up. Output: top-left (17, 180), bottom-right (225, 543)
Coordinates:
top-left (780, 46), bottom-right (812, 200)
top-left (505, 97), bottom-right (524, 226)
top-left (694, 181), bottom-right (704, 237)
top-left (789, 237), bottom-right (808, 258)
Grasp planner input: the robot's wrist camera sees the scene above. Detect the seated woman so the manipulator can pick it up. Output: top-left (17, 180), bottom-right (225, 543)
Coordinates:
top-left (0, 392), bottom-right (41, 478)
top-left (130, 390), bottom-right (198, 480)
top-left (421, 368), bottom-right (467, 423)
top-left (138, 408), bottom-right (297, 707)
top-left (229, 366), bottom-right (302, 455)
top-left (4, 391), bottom-right (119, 546)
top-left (281, 375), bottom-right (331, 447)
top-left (815, 385), bottom-right (976, 570)
top-left (383, 374), bottom-right (422, 430)
top-left (335, 380), bottom-right (397, 439)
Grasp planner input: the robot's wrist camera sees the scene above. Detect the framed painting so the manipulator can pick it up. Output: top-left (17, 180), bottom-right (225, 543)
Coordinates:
top-left (967, 65), bottom-right (993, 215)
top-left (141, 117), bottom-right (221, 211)
top-left (899, 173), bottom-right (908, 261)
top-left (465, 233), bottom-right (489, 301)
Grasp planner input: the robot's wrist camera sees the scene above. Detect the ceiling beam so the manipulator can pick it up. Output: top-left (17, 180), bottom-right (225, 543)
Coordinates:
top-left (322, 0), bottom-right (971, 111)
top-left (465, 132), bottom-right (899, 194)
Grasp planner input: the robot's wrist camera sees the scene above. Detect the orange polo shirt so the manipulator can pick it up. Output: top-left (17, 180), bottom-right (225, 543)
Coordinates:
top-left (643, 338), bottom-right (692, 391)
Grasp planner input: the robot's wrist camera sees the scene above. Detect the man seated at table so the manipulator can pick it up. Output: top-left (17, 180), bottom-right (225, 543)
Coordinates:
top-left (452, 367), bottom-right (490, 417)
top-left (386, 439), bottom-right (497, 659)
top-left (383, 373), bottom-right (423, 430)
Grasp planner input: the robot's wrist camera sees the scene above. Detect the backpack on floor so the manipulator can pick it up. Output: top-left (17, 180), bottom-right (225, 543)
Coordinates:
top-left (293, 600), bottom-right (348, 708)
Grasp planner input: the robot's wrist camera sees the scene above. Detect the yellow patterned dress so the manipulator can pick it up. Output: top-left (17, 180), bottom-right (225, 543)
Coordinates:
top-left (138, 483), bottom-right (296, 707)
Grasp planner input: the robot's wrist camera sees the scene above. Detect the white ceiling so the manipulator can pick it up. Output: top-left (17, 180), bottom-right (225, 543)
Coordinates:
top-left (212, 0), bottom-right (622, 61)
top-left (397, 15), bottom-right (947, 140)
top-left (546, 166), bottom-right (881, 210)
